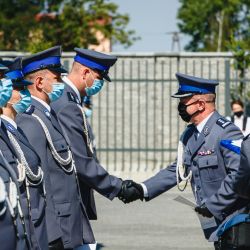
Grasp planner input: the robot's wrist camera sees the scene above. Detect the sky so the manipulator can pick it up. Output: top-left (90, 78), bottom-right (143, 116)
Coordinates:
top-left (111, 0), bottom-right (190, 52)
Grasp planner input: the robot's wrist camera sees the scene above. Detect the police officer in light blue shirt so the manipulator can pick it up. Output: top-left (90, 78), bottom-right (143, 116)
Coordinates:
top-left (118, 73), bottom-right (249, 249)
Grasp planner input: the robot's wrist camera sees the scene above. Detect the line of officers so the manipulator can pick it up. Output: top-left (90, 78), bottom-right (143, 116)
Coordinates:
top-left (1, 45), bottom-right (250, 250)
top-left (0, 46), bottom-right (128, 250)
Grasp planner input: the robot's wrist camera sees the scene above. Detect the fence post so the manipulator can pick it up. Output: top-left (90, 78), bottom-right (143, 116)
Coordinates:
top-left (225, 60), bottom-right (231, 116)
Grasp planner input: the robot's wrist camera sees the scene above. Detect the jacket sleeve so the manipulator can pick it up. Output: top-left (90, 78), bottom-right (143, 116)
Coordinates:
top-left (142, 161), bottom-right (177, 200)
top-left (205, 125), bottom-right (247, 220)
top-left (232, 137), bottom-right (250, 199)
top-left (56, 103), bottom-right (122, 200)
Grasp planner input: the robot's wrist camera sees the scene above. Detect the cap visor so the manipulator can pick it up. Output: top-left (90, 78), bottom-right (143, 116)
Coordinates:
top-left (171, 92), bottom-right (194, 98)
top-left (103, 74), bottom-right (111, 82)
top-left (13, 79), bottom-right (33, 87)
top-left (49, 66), bottom-right (68, 74)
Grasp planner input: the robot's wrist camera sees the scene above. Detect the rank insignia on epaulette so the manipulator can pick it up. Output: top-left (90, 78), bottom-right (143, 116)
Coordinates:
top-left (216, 118), bottom-right (231, 128)
top-left (24, 105), bottom-right (35, 115)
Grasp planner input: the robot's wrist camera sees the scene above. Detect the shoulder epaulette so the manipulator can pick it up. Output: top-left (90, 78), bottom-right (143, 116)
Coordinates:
top-left (216, 118), bottom-right (231, 129)
top-left (67, 92), bottom-right (79, 104)
top-left (24, 105), bottom-right (35, 115)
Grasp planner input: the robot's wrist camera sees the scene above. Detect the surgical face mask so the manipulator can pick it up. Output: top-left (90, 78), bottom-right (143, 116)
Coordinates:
top-left (83, 107), bottom-right (92, 118)
top-left (44, 83), bottom-right (65, 103)
top-left (10, 89), bottom-right (31, 114)
top-left (178, 100), bottom-right (200, 123)
top-left (234, 111), bottom-right (243, 118)
top-left (85, 72), bottom-right (104, 96)
top-left (0, 78), bottom-right (13, 108)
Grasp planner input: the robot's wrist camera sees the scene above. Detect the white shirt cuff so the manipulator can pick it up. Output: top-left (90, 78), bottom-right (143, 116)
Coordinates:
top-left (140, 183), bottom-right (149, 198)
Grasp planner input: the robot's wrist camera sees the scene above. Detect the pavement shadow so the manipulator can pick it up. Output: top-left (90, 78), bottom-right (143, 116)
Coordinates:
top-left (97, 243), bottom-right (105, 249)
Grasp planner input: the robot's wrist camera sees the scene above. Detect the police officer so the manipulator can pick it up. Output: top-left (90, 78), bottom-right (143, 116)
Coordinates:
top-left (118, 73), bottom-right (249, 248)
top-left (50, 49), bottom-right (124, 226)
top-left (2, 57), bottom-right (48, 249)
top-left (0, 151), bottom-right (30, 250)
top-left (16, 46), bottom-right (94, 249)
top-left (0, 76), bottom-right (39, 249)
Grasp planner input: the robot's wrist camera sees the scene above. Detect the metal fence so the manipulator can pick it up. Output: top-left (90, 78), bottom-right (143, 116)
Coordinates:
top-left (1, 51), bottom-right (250, 175)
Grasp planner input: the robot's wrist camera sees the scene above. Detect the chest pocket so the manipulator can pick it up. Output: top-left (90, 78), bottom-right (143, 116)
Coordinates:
top-left (52, 138), bottom-right (69, 154)
top-left (198, 155), bottom-right (224, 182)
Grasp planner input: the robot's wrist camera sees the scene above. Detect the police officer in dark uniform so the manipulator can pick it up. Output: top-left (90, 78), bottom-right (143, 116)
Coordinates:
top-left (118, 73), bottom-right (249, 249)
top-left (51, 49), bottom-right (124, 227)
top-left (0, 152), bottom-right (30, 250)
top-left (0, 76), bottom-right (34, 249)
top-left (1, 57), bottom-right (49, 249)
top-left (17, 46), bottom-right (95, 249)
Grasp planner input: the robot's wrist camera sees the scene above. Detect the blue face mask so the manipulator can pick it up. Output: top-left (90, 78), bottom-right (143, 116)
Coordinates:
top-left (0, 78), bottom-right (13, 108)
top-left (47, 83), bottom-right (65, 102)
top-left (84, 108), bottom-right (92, 118)
top-left (12, 89), bottom-right (31, 114)
top-left (85, 79), bottom-right (104, 96)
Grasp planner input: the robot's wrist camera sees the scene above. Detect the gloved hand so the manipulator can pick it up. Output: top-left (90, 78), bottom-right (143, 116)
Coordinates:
top-left (118, 180), bottom-right (144, 204)
top-left (195, 203), bottom-right (213, 218)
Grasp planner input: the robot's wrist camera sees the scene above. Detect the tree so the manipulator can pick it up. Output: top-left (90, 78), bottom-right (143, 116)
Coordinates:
top-left (0, 0), bottom-right (139, 52)
top-left (177, 0), bottom-right (250, 51)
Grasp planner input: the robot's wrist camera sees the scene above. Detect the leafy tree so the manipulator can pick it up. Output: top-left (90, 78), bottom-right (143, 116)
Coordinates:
top-left (0, 0), bottom-right (139, 52)
top-left (177, 0), bottom-right (250, 51)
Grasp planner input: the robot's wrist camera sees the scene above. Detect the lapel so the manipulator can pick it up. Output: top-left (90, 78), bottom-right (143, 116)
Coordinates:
top-left (0, 122), bottom-right (18, 158)
top-left (189, 111), bottom-right (220, 158)
top-left (64, 80), bottom-right (81, 105)
top-left (32, 97), bottom-right (64, 136)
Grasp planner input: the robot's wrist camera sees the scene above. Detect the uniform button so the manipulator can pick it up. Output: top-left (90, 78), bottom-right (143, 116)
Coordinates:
top-left (58, 211), bottom-right (60, 215)
top-left (193, 161), bottom-right (197, 166)
top-left (61, 145), bottom-right (65, 148)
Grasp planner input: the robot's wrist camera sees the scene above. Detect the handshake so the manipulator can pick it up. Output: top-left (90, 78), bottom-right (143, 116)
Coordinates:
top-left (117, 180), bottom-right (144, 204)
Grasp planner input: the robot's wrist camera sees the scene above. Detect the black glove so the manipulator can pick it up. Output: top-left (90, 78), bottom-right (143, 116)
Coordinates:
top-left (118, 180), bottom-right (144, 204)
top-left (195, 203), bottom-right (213, 218)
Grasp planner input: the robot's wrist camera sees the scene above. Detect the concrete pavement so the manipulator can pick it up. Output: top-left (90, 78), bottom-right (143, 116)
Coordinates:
top-left (91, 188), bottom-right (214, 250)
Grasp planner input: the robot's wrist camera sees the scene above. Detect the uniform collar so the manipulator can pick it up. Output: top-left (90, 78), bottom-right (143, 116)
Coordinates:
top-left (196, 112), bottom-right (214, 134)
top-left (63, 76), bottom-right (81, 102)
top-left (0, 115), bottom-right (17, 129)
top-left (31, 95), bottom-right (51, 112)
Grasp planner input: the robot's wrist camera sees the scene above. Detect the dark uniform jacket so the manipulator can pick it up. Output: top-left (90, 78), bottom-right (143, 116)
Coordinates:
top-left (0, 121), bottom-right (40, 249)
top-left (0, 152), bottom-right (29, 250)
top-left (16, 98), bottom-right (95, 247)
top-left (233, 134), bottom-right (250, 199)
top-left (143, 111), bottom-right (249, 239)
top-left (51, 81), bottom-right (122, 219)
top-left (1, 117), bottom-right (48, 250)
